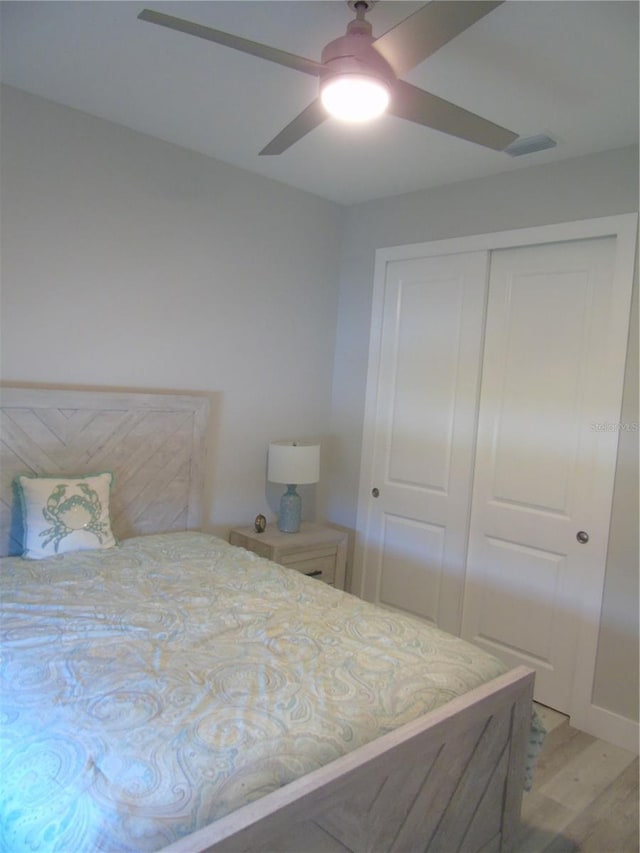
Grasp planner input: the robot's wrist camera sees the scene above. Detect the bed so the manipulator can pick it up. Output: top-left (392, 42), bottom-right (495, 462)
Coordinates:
top-left (0, 387), bottom-right (539, 853)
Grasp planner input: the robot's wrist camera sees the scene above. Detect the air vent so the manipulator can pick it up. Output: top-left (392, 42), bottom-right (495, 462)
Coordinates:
top-left (505, 134), bottom-right (557, 157)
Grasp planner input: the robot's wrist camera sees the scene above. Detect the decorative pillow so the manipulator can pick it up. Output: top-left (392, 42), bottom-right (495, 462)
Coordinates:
top-left (15, 472), bottom-right (116, 560)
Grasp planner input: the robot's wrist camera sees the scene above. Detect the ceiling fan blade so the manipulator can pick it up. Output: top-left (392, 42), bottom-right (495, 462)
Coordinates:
top-left (373, 1), bottom-right (504, 77)
top-left (259, 99), bottom-right (328, 156)
top-left (390, 80), bottom-right (517, 150)
top-left (138, 9), bottom-right (324, 77)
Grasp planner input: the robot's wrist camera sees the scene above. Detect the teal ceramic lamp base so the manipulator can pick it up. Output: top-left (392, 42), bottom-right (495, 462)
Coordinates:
top-left (278, 485), bottom-right (301, 533)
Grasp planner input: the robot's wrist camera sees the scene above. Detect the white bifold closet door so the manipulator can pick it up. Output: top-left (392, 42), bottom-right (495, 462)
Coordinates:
top-left (460, 236), bottom-right (619, 712)
top-left (359, 251), bottom-right (489, 636)
top-left (357, 227), bottom-right (631, 715)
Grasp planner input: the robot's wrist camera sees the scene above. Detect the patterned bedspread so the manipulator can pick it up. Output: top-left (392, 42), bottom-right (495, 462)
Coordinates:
top-left (1, 532), bottom-right (517, 851)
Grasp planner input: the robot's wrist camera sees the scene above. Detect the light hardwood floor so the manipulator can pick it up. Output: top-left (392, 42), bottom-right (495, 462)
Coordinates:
top-left (518, 704), bottom-right (639, 852)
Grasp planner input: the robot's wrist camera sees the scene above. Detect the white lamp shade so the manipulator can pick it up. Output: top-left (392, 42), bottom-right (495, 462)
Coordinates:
top-left (268, 441), bottom-right (320, 485)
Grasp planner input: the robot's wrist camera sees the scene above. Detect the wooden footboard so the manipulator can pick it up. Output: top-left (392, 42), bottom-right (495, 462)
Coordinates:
top-left (163, 666), bottom-right (535, 853)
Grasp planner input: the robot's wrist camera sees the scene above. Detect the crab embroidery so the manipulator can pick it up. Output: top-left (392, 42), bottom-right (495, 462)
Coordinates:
top-left (40, 482), bottom-right (110, 552)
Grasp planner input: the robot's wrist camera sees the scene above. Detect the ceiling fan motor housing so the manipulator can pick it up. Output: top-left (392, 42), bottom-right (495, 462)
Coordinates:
top-left (320, 18), bottom-right (396, 89)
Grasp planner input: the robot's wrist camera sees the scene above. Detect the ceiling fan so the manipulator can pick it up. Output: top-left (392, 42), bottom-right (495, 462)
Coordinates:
top-left (138, 1), bottom-right (518, 156)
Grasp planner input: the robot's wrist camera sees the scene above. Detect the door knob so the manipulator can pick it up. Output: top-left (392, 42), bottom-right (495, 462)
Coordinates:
top-left (576, 531), bottom-right (590, 544)
top-left (371, 487), bottom-right (380, 498)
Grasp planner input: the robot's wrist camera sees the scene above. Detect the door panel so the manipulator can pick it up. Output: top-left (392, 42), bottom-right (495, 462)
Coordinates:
top-left (378, 515), bottom-right (444, 623)
top-left (386, 273), bottom-right (464, 492)
top-left (462, 237), bottom-right (619, 711)
top-left (361, 252), bottom-right (489, 634)
top-left (474, 537), bottom-right (564, 663)
top-left (488, 266), bottom-right (589, 514)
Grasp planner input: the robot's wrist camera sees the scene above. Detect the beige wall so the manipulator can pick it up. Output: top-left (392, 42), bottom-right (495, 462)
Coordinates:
top-left (0, 85), bottom-right (343, 534)
top-left (328, 145), bottom-right (639, 722)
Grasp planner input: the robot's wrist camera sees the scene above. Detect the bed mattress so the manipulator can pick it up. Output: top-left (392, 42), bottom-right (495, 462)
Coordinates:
top-left (1, 531), bottom-right (515, 851)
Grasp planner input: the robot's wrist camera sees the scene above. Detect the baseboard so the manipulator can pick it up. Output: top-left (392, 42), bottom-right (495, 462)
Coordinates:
top-left (571, 703), bottom-right (639, 753)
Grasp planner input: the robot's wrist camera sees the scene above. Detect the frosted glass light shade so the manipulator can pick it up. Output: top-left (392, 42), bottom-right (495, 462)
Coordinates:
top-left (321, 75), bottom-right (390, 122)
top-left (268, 441), bottom-right (320, 486)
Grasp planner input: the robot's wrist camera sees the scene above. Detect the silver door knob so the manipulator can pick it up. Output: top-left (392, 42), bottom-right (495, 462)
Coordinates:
top-left (576, 531), bottom-right (589, 544)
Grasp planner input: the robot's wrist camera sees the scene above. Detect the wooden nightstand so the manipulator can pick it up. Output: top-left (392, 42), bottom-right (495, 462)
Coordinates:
top-left (229, 522), bottom-right (347, 590)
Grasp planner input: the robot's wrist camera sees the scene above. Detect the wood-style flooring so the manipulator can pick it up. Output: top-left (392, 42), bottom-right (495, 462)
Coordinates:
top-left (518, 704), bottom-right (639, 852)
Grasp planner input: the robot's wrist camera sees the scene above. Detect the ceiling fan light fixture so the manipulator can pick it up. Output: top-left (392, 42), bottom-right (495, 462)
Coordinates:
top-left (321, 74), bottom-right (390, 122)
top-left (140, 2), bottom-right (519, 155)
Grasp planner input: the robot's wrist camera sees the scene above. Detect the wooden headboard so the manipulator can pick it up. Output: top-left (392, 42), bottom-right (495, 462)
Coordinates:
top-left (0, 388), bottom-right (210, 557)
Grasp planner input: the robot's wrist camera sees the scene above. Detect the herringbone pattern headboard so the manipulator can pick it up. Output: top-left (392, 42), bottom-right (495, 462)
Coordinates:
top-left (0, 388), bottom-right (209, 557)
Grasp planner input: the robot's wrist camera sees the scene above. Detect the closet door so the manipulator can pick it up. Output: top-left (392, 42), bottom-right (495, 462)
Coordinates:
top-left (358, 251), bottom-right (488, 635)
top-left (461, 236), bottom-right (623, 712)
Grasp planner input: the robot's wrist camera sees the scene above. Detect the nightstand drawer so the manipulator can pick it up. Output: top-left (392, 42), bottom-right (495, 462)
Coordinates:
top-left (229, 523), bottom-right (348, 590)
top-left (282, 552), bottom-right (336, 584)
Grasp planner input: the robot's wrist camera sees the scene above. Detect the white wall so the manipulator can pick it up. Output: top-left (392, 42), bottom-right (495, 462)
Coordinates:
top-left (0, 85), bottom-right (343, 533)
top-left (328, 145), bottom-right (639, 722)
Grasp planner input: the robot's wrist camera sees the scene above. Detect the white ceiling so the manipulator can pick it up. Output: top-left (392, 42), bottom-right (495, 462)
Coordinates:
top-left (1, 1), bottom-right (638, 205)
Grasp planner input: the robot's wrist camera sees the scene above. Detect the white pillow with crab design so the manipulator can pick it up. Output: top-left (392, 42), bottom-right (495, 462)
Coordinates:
top-left (15, 472), bottom-right (116, 559)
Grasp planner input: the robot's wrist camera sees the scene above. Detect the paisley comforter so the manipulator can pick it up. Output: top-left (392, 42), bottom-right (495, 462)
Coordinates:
top-left (1, 532), bottom-right (518, 851)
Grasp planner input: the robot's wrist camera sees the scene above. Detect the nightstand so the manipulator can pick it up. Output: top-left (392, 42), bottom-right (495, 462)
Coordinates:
top-left (229, 522), bottom-right (347, 590)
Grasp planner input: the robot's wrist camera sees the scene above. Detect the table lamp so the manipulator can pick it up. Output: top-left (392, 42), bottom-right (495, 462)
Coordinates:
top-left (268, 440), bottom-right (320, 533)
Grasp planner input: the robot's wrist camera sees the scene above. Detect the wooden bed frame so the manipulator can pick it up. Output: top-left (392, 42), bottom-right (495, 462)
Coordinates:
top-left (0, 386), bottom-right (535, 853)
